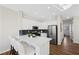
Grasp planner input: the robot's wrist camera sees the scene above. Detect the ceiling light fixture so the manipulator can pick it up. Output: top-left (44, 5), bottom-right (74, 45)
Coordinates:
top-left (48, 6), bottom-right (51, 9)
top-left (52, 5), bottom-right (63, 11)
top-left (58, 4), bottom-right (72, 10)
top-left (52, 4), bottom-right (72, 11)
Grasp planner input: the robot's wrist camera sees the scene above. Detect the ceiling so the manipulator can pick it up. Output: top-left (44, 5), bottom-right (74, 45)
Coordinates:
top-left (1, 4), bottom-right (79, 22)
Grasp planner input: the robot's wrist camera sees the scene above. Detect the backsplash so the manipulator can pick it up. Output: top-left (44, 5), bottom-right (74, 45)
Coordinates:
top-left (19, 29), bottom-right (48, 37)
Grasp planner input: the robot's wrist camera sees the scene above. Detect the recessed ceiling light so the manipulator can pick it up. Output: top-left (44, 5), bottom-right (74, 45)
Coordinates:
top-left (66, 16), bottom-right (70, 19)
top-left (58, 4), bottom-right (72, 10)
top-left (48, 6), bottom-right (51, 9)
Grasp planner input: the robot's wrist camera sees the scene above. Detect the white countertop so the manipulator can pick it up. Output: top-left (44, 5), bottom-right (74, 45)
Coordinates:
top-left (19, 36), bottom-right (51, 46)
top-left (18, 35), bottom-right (52, 55)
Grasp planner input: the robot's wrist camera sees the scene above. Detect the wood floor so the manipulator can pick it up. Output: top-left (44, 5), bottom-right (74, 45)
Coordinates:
top-left (50, 37), bottom-right (79, 55)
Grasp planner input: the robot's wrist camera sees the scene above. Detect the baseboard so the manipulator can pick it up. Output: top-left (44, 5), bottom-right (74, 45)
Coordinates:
top-left (58, 38), bottom-right (64, 45)
top-left (73, 40), bottom-right (79, 44)
top-left (0, 49), bottom-right (10, 54)
top-left (58, 42), bottom-right (61, 45)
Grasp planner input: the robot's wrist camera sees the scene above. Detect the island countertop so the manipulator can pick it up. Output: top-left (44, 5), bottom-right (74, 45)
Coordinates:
top-left (19, 36), bottom-right (52, 55)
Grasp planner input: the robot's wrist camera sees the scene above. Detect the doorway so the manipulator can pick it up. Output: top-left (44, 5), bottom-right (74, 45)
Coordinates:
top-left (63, 19), bottom-right (73, 40)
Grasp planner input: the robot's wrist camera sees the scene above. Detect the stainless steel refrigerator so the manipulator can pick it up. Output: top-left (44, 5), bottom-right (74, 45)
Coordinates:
top-left (48, 25), bottom-right (58, 45)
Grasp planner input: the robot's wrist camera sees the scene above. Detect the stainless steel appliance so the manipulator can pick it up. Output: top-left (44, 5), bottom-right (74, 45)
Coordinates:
top-left (48, 25), bottom-right (58, 45)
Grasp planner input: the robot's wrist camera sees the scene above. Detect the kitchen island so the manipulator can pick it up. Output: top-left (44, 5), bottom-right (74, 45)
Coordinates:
top-left (19, 36), bottom-right (51, 55)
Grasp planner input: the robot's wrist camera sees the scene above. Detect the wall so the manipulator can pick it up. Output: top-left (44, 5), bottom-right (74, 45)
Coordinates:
top-left (22, 18), bottom-right (40, 29)
top-left (43, 20), bottom-right (57, 29)
top-left (57, 16), bottom-right (64, 45)
top-left (22, 18), bottom-right (57, 29)
top-left (72, 16), bottom-right (79, 43)
top-left (0, 6), bottom-right (20, 53)
top-left (0, 6), bottom-right (2, 53)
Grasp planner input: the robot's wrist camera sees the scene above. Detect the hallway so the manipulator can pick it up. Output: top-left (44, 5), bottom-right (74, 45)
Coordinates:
top-left (50, 37), bottom-right (79, 55)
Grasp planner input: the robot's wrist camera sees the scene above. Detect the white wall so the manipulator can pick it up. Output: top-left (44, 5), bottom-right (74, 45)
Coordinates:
top-left (57, 16), bottom-right (64, 45)
top-left (0, 6), bottom-right (20, 53)
top-left (72, 16), bottom-right (79, 44)
top-left (0, 6), bottom-right (3, 53)
top-left (22, 18), bottom-right (41, 29)
top-left (43, 20), bottom-right (57, 29)
top-left (22, 18), bottom-right (57, 29)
